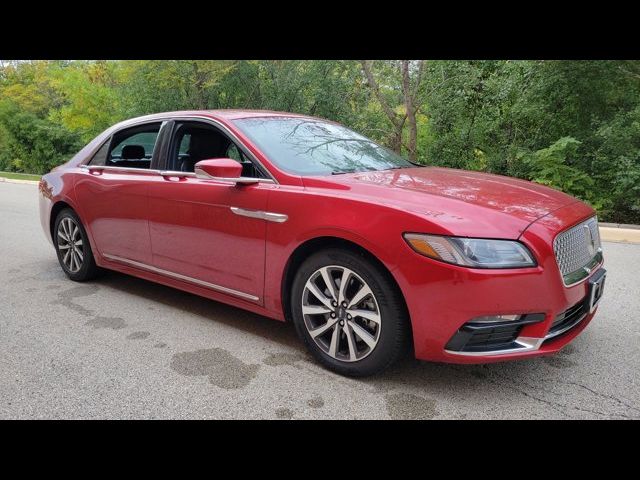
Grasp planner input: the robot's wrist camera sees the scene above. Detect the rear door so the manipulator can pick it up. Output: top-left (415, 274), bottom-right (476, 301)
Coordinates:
top-left (75, 121), bottom-right (168, 264)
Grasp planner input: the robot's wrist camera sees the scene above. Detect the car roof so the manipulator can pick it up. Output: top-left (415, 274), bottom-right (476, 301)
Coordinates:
top-left (114, 109), bottom-right (320, 128)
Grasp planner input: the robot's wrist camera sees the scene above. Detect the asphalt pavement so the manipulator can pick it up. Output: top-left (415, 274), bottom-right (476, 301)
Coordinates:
top-left (1, 182), bottom-right (638, 419)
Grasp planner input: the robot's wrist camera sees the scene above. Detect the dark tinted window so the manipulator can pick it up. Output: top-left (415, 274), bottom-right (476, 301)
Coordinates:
top-left (178, 134), bottom-right (191, 154)
top-left (225, 143), bottom-right (244, 162)
top-left (88, 140), bottom-right (110, 166)
top-left (170, 121), bottom-right (266, 178)
top-left (110, 131), bottom-right (159, 158)
top-left (233, 117), bottom-right (413, 175)
top-left (107, 123), bottom-right (161, 169)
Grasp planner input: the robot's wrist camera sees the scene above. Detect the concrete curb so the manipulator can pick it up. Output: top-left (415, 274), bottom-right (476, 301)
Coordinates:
top-left (600, 222), bottom-right (640, 230)
top-left (599, 226), bottom-right (640, 244)
top-left (0, 177), bottom-right (39, 185)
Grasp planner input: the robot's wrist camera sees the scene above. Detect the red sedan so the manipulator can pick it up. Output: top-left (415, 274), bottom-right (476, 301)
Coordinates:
top-left (38, 110), bottom-right (606, 376)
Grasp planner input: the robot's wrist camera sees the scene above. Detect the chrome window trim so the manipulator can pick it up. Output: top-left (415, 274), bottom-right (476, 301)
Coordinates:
top-left (81, 164), bottom-right (162, 175)
top-left (80, 164), bottom-right (276, 184)
top-left (102, 253), bottom-right (259, 302)
top-left (79, 114), bottom-right (279, 184)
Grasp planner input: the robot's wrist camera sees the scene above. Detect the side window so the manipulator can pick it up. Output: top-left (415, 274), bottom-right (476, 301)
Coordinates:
top-left (107, 123), bottom-right (161, 169)
top-left (179, 134), bottom-right (191, 155)
top-left (88, 140), bottom-right (110, 166)
top-left (170, 121), bottom-right (267, 178)
top-left (176, 133), bottom-right (191, 168)
top-left (225, 143), bottom-right (244, 162)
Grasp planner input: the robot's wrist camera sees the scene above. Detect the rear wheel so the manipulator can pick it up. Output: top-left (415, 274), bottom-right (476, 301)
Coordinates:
top-left (291, 248), bottom-right (410, 377)
top-left (54, 208), bottom-right (100, 282)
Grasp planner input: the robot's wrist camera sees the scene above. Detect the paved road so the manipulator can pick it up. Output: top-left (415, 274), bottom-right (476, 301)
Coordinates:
top-left (1, 182), bottom-right (639, 419)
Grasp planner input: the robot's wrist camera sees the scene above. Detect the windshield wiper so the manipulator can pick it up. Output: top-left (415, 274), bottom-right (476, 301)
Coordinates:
top-left (331, 169), bottom-right (357, 175)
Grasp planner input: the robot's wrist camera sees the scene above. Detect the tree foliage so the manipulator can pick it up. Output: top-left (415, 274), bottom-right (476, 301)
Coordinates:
top-left (1, 60), bottom-right (639, 223)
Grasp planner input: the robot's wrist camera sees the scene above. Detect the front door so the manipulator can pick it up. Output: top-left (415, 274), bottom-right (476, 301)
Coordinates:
top-left (147, 120), bottom-right (274, 304)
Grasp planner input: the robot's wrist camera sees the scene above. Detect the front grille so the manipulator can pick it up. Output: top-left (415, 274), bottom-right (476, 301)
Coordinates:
top-left (546, 299), bottom-right (588, 340)
top-left (553, 216), bottom-right (602, 286)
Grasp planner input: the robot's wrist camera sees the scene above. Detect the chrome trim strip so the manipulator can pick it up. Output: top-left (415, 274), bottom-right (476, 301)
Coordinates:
top-left (102, 253), bottom-right (259, 302)
top-left (445, 309), bottom-right (592, 356)
top-left (562, 251), bottom-right (604, 287)
top-left (81, 165), bottom-right (274, 184)
top-left (444, 336), bottom-right (545, 357)
top-left (544, 313), bottom-right (588, 341)
top-left (81, 165), bottom-right (163, 175)
top-left (80, 114), bottom-right (279, 184)
top-left (230, 207), bottom-right (288, 223)
top-left (160, 170), bottom-right (195, 178)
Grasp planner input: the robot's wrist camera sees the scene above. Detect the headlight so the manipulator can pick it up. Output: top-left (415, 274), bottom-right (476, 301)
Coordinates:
top-left (403, 233), bottom-right (536, 268)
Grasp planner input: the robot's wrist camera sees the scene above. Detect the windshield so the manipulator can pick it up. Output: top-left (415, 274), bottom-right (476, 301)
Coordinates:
top-left (232, 117), bottom-right (414, 175)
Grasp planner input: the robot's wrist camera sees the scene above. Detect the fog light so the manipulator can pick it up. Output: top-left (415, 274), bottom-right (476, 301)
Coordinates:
top-left (469, 314), bottom-right (522, 324)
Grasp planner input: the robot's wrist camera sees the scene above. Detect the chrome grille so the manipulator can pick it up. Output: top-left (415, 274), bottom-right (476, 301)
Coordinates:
top-left (553, 216), bottom-right (602, 286)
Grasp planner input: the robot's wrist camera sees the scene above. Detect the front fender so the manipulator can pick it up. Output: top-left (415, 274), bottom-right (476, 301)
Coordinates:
top-left (261, 185), bottom-right (433, 320)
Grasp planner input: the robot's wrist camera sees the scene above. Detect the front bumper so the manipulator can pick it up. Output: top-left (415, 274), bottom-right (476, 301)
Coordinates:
top-left (396, 201), bottom-right (604, 364)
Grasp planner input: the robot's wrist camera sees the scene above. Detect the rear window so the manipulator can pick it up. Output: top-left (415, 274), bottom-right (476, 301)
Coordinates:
top-left (110, 131), bottom-right (159, 159)
top-left (88, 140), bottom-right (110, 166)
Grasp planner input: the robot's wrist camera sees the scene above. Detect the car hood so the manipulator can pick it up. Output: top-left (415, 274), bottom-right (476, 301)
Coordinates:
top-left (303, 167), bottom-right (580, 238)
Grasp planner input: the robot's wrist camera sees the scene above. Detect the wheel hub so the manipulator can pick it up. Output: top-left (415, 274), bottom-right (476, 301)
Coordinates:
top-left (301, 265), bottom-right (381, 362)
top-left (57, 217), bottom-right (84, 274)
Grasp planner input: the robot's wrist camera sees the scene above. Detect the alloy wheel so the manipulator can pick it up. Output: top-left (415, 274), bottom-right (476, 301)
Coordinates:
top-left (57, 217), bottom-right (84, 273)
top-left (301, 265), bottom-right (381, 362)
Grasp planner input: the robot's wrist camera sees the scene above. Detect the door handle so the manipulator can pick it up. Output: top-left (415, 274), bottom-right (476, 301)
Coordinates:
top-left (80, 165), bottom-right (103, 175)
top-left (160, 171), bottom-right (191, 180)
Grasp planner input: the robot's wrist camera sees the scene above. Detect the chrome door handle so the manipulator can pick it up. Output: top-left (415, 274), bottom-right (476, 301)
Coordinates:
top-left (160, 171), bottom-right (192, 179)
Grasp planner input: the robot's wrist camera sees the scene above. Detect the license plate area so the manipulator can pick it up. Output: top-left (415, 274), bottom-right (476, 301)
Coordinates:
top-left (587, 268), bottom-right (606, 313)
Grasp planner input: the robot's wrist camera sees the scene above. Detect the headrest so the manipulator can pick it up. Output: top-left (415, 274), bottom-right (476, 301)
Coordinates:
top-left (121, 145), bottom-right (146, 160)
top-left (188, 133), bottom-right (222, 160)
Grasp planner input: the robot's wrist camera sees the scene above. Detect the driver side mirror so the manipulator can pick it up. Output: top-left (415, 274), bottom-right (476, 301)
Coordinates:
top-left (194, 158), bottom-right (258, 185)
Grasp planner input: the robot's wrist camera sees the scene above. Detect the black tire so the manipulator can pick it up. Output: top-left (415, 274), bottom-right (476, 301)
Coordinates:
top-left (290, 248), bottom-right (410, 377)
top-left (54, 208), bottom-right (100, 282)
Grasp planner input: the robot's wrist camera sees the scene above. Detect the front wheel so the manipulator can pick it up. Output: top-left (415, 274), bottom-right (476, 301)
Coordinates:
top-left (291, 248), bottom-right (410, 377)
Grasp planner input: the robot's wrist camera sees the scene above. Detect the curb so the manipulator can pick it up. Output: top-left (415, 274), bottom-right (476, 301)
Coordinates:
top-left (600, 222), bottom-right (640, 230)
top-left (0, 177), bottom-right (40, 185)
top-left (599, 226), bottom-right (640, 244)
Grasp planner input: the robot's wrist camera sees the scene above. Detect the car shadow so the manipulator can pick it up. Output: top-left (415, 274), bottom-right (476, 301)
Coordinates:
top-left (93, 269), bottom-right (574, 392)
top-left (95, 269), bottom-right (302, 350)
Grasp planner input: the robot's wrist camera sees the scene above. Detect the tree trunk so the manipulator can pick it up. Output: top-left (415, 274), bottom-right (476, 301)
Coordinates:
top-left (401, 60), bottom-right (421, 161)
top-left (361, 60), bottom-right (405, 154)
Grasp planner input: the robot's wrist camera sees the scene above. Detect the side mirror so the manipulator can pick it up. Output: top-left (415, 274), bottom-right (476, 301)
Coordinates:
top-left (194, 158), bottom-right (257, 185)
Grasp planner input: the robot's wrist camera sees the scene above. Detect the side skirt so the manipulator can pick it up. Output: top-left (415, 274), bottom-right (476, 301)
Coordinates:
top-left (96, 255), bottom-right (285, 322)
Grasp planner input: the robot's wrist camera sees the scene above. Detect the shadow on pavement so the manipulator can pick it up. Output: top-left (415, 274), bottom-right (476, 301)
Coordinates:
top-left (93, 268), bottom-right (560, 389)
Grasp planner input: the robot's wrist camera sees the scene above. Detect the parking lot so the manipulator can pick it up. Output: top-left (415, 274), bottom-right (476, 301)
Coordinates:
top-left (1, 181), bottom-right (639, 419)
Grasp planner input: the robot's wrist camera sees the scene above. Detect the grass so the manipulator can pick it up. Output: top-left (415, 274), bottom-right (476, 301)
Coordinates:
top-left (0, 171), bottom-right (41, 181)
